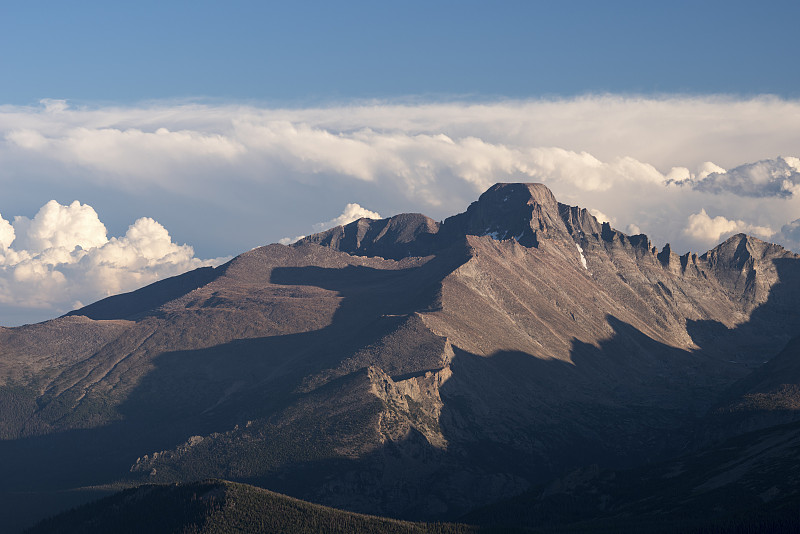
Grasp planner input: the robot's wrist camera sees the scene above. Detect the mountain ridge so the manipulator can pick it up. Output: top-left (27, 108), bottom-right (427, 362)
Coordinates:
top-left (2, 182), bottom-right (800, 531)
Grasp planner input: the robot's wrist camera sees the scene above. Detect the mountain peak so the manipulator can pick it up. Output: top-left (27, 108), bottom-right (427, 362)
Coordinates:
top-left (478, 182), bottom-right (559, 211)
top-left (445, 182), bottom-right (569, 247)
top-left (705, 232), bottom-right (792, 267)
top-left (298, 212), bottom-right (440, 260)
top-left (300, 182), bottom-right (591, 258)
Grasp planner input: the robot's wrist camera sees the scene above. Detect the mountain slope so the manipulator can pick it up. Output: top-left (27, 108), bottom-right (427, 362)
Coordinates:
top-left (2, 182), bottom-right (800, 530)
top-left (465, 419), bottom-right (800, 533)
top-left (26, 480), bottom-right (485, 534)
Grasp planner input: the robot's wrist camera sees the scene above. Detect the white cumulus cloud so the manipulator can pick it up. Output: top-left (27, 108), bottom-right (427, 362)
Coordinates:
top-left (697, 161), bottom-right (727, 180)
top-left (11, 200), bottom-right (108, 252)
top-left (311, 203), bottom-right (382, 232)
top-left (683, 209), bottom-right (774, 247)
top-left (0, 215), bottom-right (14, 250)
top-left (279, 203), bottom-right (382, 245)
top-left (626, 223), bottom-right (643, 235)
top-left (0, 201), bottom-right (228, 324)
top-left (589, 209), bottom-right (613, 224)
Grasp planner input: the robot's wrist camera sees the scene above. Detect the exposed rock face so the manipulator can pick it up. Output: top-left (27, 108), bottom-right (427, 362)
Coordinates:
top-left (2, 182), bottom-right (800, 529)
top-left (441, 182), bottom-right (570, 248)
top-left (302, 213), bottom-right (441, 260)
top-left (301, 183), bottom-right (603, 255)
top-left (701, 233), bottom-right (788, 309)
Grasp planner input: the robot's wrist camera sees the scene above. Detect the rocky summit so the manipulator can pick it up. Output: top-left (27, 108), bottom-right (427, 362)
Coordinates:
top-left (3, 183), bottom-right (800, 532)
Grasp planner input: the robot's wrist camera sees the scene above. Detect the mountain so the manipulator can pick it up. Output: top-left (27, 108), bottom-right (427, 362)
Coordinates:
top-left (26, 480), bottom-right (485, 534)
top-left (465, 418), bottom-right (800, 533)
top-left (2, 183), bottom-right (800, 532)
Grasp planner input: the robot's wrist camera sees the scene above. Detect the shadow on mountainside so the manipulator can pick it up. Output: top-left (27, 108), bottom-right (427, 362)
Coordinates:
top-left (269, 252), bottom-right (800, 519)
top-left (0, 253), bottom-right (465, 531)
top-left (684, 257), bottom-right (800, 368)
top-left (131, 251), bottom-right (800, 520)
top-left (3, 250), bottom-right (800, 531)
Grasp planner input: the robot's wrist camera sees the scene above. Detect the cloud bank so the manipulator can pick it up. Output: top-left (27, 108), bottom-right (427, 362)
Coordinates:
top-left (671, 156), bottom-right (800, 198)
top-left (1, 96), bottom-right (800, 323)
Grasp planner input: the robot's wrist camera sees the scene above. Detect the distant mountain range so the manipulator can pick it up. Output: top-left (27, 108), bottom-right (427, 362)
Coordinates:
top-left (3, 183), bottom-right (800, 533)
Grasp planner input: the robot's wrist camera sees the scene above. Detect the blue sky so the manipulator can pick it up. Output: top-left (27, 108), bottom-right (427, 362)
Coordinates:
top-left (2, 1), bottom-right (799, 104)
top-left (1, 1), bottom-right (800, 325)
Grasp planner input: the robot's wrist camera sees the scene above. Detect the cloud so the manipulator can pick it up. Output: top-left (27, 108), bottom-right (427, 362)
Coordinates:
top-left (772, 218), bottom-right (800, 253)
top-left (0, 95), bottom-right (800, 299)
top-left (0, 215), bottom-right (14, 250)
top-left (6, 126), bottom-right (244, 190)
top-left (696, 161), bottom-right (727, 180)
top-left (626, 223), bottom-right (642, 235)
top-left (39, 98), bottom-right (69, 113)
top-left (0, 201), bottom-right (228, 323)
top-left (279, 203), bottom-right (382, 245)
top-left (589, 209), bottom-right (612, 224)
top-left (11, 200), bottom-right (108, 252)
top-left (683, 209), bottom-right (774, 247)
top-left (4, 97), bottom-right (799, 199)
top-left (311, 203), bottom-right (382, 232)
top-left (277, 236), bottom-right (304, 246)
top-left (671, 156), bottom-right (800, 198)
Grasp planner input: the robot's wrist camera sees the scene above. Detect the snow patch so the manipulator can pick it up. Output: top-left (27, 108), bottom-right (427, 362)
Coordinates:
top-left (482, 229), bottom-right (523, 243)
top-left (576, 243), bottom-right (588, 270)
